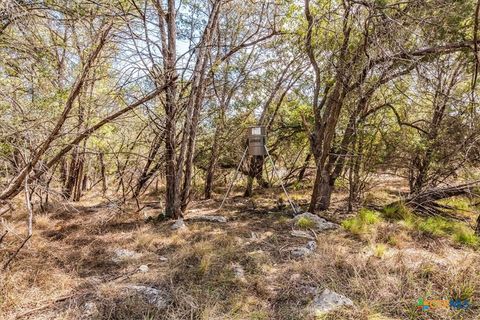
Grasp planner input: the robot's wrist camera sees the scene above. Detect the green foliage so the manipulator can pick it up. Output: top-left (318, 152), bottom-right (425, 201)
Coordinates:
top-left (373, 243), bottom-right (387, 258)
top-left (418, 217), bottom-right (456, 236)
top-left (387, 210), bottom-right (479, 248)
top-left (452, 227), bottom-right (479, 247)
top-left (438, 197), bottom-right (471, 211)
top-left (382, 202), bottom-right (413, 221)
top-left (342, 208), bottom-right (382, 235)
top-left (416, 216), bottom-right (478, 247)
top-left (296, 216), bottom-right (316, 229)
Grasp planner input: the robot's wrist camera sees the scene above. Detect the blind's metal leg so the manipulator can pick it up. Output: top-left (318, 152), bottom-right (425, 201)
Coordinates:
top-left (219, 146), bottom-right (248, 211)
top-left (265, 146), bottom-right (297, 215)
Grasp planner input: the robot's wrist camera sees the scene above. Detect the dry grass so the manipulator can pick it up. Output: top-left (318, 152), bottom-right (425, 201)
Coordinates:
top-left (0, 183), bottom-right (479, 320)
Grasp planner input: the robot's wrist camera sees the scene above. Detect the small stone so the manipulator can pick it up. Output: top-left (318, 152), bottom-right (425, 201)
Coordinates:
top-left (171, 219), bottom-right (187, 230)
top-left (290, 230), bottom-right (315, 240)
top-left (290, 241), bottom-right (317, 258)
top-left (189, 215), bottom-right (227, 223)
top-left (159, 256), bottom-right (168, 262)
top-left (306, 241), bottom-right (317, 251)
top-left (112, 249), bottom-right (140, 263)
top-left (231, 262), bottom-right (245, 281)
top-left (125, 285), bottom-right (170, 309)
top-left (291, 247), bottom-right (313, 258)
top-left (312, 289), bottom-right (353, 314)
top-left (139, 265), bottom-right (149, 272)
top-left (81, 301), bottom-right (98, 319)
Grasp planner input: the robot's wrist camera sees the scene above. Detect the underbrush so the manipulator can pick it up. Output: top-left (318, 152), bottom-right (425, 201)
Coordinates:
top-left (341, 208), bottom-right (382, 236)
top-left (342, 203), bottom-right (479, 249)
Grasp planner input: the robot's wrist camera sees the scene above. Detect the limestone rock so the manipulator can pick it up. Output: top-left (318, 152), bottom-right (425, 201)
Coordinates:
top-left (312, 289), bottom-right (353, 314)
top-left (290, 241), bottom-right (317, 258)
top-left (139, 265), bottom-right (149, 273)
top-left (112, 249), bottom-right (140, 263)
top-left (293, 212), bottom-right (337, 231)
top-left (171, 219), bottom-right (187, 230)
top-left (290, 230), bottom-right (315, 240)
top-left (125, 285), bottom-right (171, 309)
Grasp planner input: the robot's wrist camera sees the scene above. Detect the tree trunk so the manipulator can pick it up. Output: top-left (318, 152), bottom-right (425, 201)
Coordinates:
top-left (180, 1), bottom-right (222, 211)
top-left (297, 153), bottom-right (311, 183)
top-left (204, 125), bottom-right (220, 199)
top-left (99, 153), bottom-right (107, 195)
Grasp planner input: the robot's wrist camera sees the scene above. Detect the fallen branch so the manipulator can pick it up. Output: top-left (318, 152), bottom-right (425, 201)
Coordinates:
top-left (2, 234), bottom-right (31, 270)
top-left (386, 181), bottom-right (480, 220)
top-left (14, 267), bottom-right (142, 319)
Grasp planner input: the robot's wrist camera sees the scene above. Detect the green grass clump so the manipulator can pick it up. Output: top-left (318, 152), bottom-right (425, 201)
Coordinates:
top-left (418, 217), bottom-right (456, 236)
top-left (359, 208), bottom-right (382, 224)
top-left (342, 208), bottom-right (382, 235)
top-left (296, 216), bottom-right (316, 229)
top-left (415, 216), bottom-right (479, 248)
top-left (382, 202), bottom-right (413, 221)
top-left (452, 227), bottom-right (479, 247)
top-left (373, 243), bottom-right (387, 258)
top-left (438, 196), bottom-right (471, 211)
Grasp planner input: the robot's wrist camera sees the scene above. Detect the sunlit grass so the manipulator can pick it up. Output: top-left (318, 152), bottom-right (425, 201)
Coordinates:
top-left (342, 208), bottom-right (382, 235)
top-left (296, 216), bottom-right (316, 229)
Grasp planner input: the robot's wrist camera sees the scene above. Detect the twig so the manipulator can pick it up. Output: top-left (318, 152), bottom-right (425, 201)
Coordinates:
top-left (14, 267), bottom-right (141, 319)
top-left (25, 178), bottom-right (33, 236)
top-left (3, 234), bottom-right (31, 270)
top-left (0, 230), bottom-right (7, 245)
top-left (0, 204), bottom-right (12, 216)
top-left (14, 293), bottom-right (81, 319)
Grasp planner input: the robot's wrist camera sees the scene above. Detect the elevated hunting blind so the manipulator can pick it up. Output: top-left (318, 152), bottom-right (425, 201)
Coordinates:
top-left (219, 125), bottom-right (298, 215)
top-left (248, 126), bottom-right (266, 156)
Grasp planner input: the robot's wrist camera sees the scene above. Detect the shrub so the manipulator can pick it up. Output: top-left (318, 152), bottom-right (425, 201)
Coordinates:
top-left (415, 216), bottom-right (479, 248)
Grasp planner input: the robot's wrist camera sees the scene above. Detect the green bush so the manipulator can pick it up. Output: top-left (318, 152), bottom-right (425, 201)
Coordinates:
top-left (359, 208), bottom-right (381, 224)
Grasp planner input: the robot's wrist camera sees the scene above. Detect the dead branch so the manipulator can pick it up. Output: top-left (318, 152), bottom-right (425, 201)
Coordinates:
top-left (386, 181), bottom-right (480, 220)
top-left (2, 234), bottom-right (31, 270)
top-left (0, 230), bottom-right (7, 245)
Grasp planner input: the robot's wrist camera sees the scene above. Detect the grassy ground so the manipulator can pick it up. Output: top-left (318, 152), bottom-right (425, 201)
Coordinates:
top-left (0, 177), bottom-right (479, 319)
